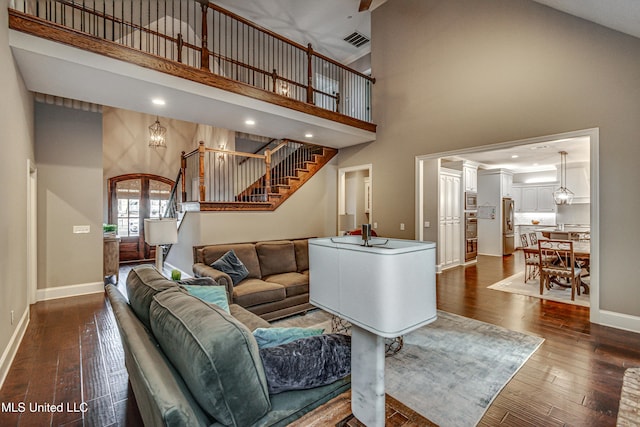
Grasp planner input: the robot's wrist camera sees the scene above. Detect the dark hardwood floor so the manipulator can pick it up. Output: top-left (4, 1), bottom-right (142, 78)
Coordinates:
top-left (1, 255), bottom-right (639, 426)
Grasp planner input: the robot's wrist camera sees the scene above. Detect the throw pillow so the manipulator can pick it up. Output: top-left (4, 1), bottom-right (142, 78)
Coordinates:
top-left (181, 284), bottom-right (230, 314)
top-left (259, 334), bottom-right (351, 395)
top-left (211, 250), bottom-right (249, 285)
top-left (253, 327), bottom-right (324, 349)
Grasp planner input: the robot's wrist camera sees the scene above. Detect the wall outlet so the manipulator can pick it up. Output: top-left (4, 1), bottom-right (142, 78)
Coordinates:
top-left (400, 223), bottom-right (405, 231)
top-left (10, 310), bottom-right (14, 325)
top-left (73, 225), bottom-right (90, 234)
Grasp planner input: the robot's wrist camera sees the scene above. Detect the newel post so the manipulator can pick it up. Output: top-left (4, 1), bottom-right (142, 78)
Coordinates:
top-left (198, 141), bottom-right (206, 202)
top-left (264, 149), bottom-right (272, 197)
top-left (306, 43), bottom-right (314, 104)
top-left (181, 151), bottom-right (187, 202)
top-left (200, 2), bottom-right (209, 71)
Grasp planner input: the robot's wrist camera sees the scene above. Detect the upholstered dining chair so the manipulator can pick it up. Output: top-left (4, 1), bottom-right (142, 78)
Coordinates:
top-left (538, 239), bottom-right (582, 301)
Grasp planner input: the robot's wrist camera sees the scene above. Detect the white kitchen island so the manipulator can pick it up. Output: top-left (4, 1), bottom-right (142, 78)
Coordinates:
top-left (309, 236), bottom-right (437, 426)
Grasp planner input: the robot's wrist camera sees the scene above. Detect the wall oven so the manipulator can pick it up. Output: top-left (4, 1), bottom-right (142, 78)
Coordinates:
top-left (465, 211), bottom-right (478, 261)
top-left (465, 192), bottom-right (478, 211)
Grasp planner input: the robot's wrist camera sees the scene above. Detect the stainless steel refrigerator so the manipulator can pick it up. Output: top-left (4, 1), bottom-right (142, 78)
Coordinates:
top-left (502, 198), bottom-right (515, 255)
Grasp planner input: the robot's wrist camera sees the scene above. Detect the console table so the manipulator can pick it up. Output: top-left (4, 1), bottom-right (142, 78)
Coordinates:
top-left (103, 235), bottom-right (120, 284)
top-left (309, 236), bottom-right (437, 427)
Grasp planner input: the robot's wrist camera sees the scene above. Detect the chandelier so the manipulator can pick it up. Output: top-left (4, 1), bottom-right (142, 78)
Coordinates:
top-left (553, 151), bottom-right (574, 205)
top-left (148, 117), bottom-right (167, 148)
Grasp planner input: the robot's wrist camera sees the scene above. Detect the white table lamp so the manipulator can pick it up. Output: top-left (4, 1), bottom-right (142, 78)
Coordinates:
top-left (144, 218), bottom-right (178, 272)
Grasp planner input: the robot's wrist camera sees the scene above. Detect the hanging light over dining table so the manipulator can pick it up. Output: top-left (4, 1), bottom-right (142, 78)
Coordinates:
top-left (553, 150), bottom-right (574, 205)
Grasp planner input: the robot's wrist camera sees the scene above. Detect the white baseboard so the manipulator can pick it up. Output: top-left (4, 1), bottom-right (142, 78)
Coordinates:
top-left (599, 310), bottom-right (640, 334)
top-left (0, 307), bottom-right (30, 389)
top-left (36, 281), bottom-right (104, 302)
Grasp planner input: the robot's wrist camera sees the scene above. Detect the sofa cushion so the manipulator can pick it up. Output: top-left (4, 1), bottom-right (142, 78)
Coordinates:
top-left (150, 290), bottom-right (271, 426)
top-left (180, 284), bottom-right (230, 314)
top-left (233, 279), bottom-right (286, 307)
top-left (177, 277), bottom-right (218, 286)
top-left (293, 239), bottom-right (310, 272)
top-left (126, 265), bottom-right (180, 331)
top-left (202, 243), bottom-right (262, 279)
top-left (210, 250), bottom-right (249, 285)
top-left (264, 272), bottom-right (309, 297)
top-left (259, 334), bottom-right (351, 395)
top-left (256, 241), bottom-right (297, 277)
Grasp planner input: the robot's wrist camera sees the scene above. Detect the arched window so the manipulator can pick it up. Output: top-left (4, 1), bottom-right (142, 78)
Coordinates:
top-left (108, 174), bottom-right (174, 262)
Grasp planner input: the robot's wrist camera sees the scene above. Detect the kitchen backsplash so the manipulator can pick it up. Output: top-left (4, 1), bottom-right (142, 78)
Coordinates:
top-left (514, 212), bottom-right (556, 226)
top-left (556, 204), bottom-right (590, 225)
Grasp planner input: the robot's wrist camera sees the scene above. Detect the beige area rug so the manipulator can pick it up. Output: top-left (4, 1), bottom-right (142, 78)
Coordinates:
top-left (617, 367), bottom-right (640, 426)
top-left (488, 271), bottom-right (590, 307)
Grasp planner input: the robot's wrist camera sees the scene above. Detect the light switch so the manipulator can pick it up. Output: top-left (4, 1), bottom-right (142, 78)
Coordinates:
top-left (73, 225), bottom-right (90, 234)
top-left (424, 221), bottom-right (430, 228)
top-left (400, 223), bottom-right (405, 231)
top-left (373, 222), bottom-right (378, 228)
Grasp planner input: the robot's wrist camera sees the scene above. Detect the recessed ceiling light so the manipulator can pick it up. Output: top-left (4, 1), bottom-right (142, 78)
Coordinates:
top-left (245, 119), bottom-right (255, 126)
top-left (152, 98), bottom-right (166, 106)
top-left (304, 133), bottom-right (313, 138)
top-left (511, 155), bottom-right (519, 159)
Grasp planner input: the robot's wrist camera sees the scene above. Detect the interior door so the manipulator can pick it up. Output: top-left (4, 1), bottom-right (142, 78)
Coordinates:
top-left (108, 174), bottom-right (174, 263)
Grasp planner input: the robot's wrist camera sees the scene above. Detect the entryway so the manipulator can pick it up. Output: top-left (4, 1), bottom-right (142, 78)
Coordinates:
top-left (337, 164), bottom-right (373, 234)
top-left (415, 128), bottom-right (599, 322)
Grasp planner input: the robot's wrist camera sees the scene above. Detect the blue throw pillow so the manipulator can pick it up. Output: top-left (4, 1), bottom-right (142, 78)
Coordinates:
top-left (210, 250), bottom-right (249, 286)
top-left (253, 327), bottom-right (324, 349)
top-left (181, 284), bottom-right (230, 314)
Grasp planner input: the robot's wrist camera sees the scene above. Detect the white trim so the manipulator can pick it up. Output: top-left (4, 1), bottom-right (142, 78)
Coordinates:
top-left (26, 159), bottom-right (37, 305)
top-left (598, 310), bottom-right (640, 334)
top-left (415, 128), bottom-right (600, 323)
top-left (36, 282), bottom-right (104, 302)
top-left (0, 308), bottom-right (30, 389)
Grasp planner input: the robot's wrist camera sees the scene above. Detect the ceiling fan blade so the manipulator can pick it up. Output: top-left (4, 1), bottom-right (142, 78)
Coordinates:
top-left (359, 0), bottom-right (373, 12)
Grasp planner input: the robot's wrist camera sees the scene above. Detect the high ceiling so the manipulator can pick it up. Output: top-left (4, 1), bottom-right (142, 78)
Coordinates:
top-left (212, 0), bottom-right (640, 66)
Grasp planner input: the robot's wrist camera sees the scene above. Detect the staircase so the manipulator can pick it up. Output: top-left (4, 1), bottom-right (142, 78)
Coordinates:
top-left (181, 140), bottom-right (338, 212)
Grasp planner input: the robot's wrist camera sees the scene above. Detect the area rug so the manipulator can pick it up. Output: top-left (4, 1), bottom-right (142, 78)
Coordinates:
top-left (275, 310), bottom-right (544, 427)
top-left (617, 367), bottom-right (640, 426)
top-left (487, 271), bottom-right (590, 307)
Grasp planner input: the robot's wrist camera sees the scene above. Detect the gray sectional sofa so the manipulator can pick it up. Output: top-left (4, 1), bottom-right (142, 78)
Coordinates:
top-left (106, 265), bottom-right (350, 427)
top-left (192, 239), bottom-right (313, 321)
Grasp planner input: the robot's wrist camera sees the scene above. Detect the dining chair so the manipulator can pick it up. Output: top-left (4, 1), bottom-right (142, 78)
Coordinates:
top-left (520, 234), bottom-right (540, 282)
top-left (529, 232), bottom-right (538, 246)
top-left (538, 239), bottom-right (582, 301)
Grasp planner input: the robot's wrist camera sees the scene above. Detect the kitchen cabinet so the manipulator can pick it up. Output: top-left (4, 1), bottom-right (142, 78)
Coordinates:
top-left (464, 165), bottom-right (478, 192)
top-left (519, 184), bottom-right (557, 213)
top-left (439, 169), bottom-right (461, 269)
top-left (512, 186), bottom-right (522, 212)
top-left (501, 172), bottom-right (513, 198)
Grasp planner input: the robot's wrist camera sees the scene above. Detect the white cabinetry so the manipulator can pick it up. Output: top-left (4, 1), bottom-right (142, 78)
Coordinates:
top-left (512, 186), bottom-right (522, 212)
top-left (439, 169), bottom-right (461, 269)
top-left (501, 172), bottom-right (513, 198)
top-left (516, 184), bottom-right (557, 213)
top-left (464, 165), bottom-right (478, 192)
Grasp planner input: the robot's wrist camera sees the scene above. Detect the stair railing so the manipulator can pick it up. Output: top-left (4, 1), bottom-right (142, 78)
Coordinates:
top-left (181, 140), bottom-right (325, 204)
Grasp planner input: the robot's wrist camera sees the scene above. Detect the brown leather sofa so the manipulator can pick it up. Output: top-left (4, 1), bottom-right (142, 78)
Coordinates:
top-left (193, 239), bottom-right (313, 321)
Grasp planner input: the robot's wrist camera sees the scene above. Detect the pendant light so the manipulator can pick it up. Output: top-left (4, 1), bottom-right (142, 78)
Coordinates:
top-left (553, 151), bottom-right (574, 205)
top-left (148, 117), bottom-right (167, 148)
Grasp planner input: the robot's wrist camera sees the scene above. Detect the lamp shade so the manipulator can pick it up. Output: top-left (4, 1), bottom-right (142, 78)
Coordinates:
top-left (144, 218), bottom-right (178, 245)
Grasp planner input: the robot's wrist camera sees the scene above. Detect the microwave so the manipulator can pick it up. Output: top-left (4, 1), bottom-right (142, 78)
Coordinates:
top-left (465, 192), bottom-right (477, 210)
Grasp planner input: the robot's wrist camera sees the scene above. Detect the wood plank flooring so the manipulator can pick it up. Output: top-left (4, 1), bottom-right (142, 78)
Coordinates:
top-left (1, 254), bottom-right (639, 426)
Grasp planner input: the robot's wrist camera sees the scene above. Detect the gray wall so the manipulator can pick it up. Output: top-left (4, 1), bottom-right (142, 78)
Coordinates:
top-left (35, 103), bottom-right (103, 289)
top-left (0, 0), bottom-right (35, 382)
top-left (338, 0), bottom-right (640, 317)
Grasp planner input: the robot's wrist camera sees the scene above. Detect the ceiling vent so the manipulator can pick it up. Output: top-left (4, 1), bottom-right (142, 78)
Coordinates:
top-left (343, 31), bottom-right (370, 48)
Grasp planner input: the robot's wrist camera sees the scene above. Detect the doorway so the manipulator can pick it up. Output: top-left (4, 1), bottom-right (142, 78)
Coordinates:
top-left (338, 164), bottom-right (373, 234)
top-left (108, 174), bottom-right (174, 262)
top-left (415, 128), bottom-right (599, 323)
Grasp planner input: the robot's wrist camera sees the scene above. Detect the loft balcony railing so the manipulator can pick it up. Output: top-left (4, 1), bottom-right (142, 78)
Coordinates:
top-left (10, 0), bottom-right (375, 124)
